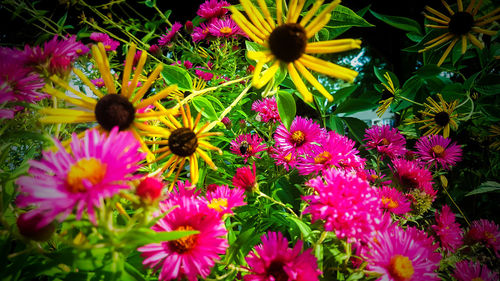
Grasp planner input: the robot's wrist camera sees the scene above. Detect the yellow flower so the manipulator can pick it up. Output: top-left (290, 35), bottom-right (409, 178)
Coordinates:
top-left (407, 94), bottom-right (459, 138)
top-left (230, 0), bottom-right (361, 103)
top-left (420, 0), bottom-right (500, 66)
top-left (39, 43), bottom-right (177, 160)
top-left (377, 72), bottom-right (399, 117)
top-left (489, 124), bottom-right (500, 150)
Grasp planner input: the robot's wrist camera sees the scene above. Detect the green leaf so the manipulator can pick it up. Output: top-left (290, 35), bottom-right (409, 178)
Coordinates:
top-left (474, 74), bottom-right (500, 96)
top-left (373, 67), bottom-right (399, 89)
top-left (370, 10), bottom-right (422, 34)
top-left (326, 5), bottom-right (372, 39)
top-left (333, 84), bottom-right (358, 102)
top-left (327, 5), bottom-right (374, 28)
top-left (143, 0), bottom-right (155, 8)
top-left (277, 91), bottom-right (296, 130)
top-left (327, 115), bottom-right (345, 135)
top-left (245, 40), bottom-right (267, 53)
top-left (465, 181), bottom-right (500, 196)
top-left (192, 96), bottom-right (218, 121)
top-left (125, 229), bottom-right (199, 246)
top-left (334, 98), bottom-right (375, 115)
top-left (161, 64), bottom-right (193, 91)
top-left (342, 117), bottom-right (368, 144)
top-left (415, 65), bottom-right (443, 78)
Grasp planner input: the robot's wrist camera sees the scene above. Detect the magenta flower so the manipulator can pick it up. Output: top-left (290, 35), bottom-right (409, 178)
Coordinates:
top-left (171, 60), bottom-right (193, 69)
top-left (195, 68), bottom-right (214, 81)
top-left (136, 177), bottom-right (164, 202)
top-left (191, 22), bottom-right (212, 42)
top-left (148, 44), bottom-right (162, 56)
top-left (244, 231), bottom-right (321, 281)
top-left (378, 185), bottom-right (411, 215)
top-left (208, 17), bottom-right (245, 38)
top-left (390, 158), bottom-right (436, 196)
top-left (197, 0), bottom-right (230, 19)
top-left (158, 22), bottom-right (183, 46)
top-left (274, 116), bottom-right (326, 156)
top-left (466, 219), bottom-right (500, 257)
top-left (270, 147), bottom-right (298, 172)
top-left (230, 134), bottom-right (267, 163)
top-left (138, 196), bottom-right (228, 281)
top-left (91, 78), bottom-right (105, 88)
top-left (251, 97), bottom-right (280, 123)
top-left (232, 163), bottom-right (257, 192)
top-left (169, 180), bottom-right (201, 199)
top-left (453, 260), bottom-right (499, 281)
top-left (364, 125), bottom-right (407, 159)
top-left (303, 168), bottom-right (383, 242)
top-left (365, 169), bottom-right (392, 186)
top-left (90, 32), bottom-right (120, 51)
top-left (431, 204), bottom-right (463, 253)
top-left (415, 134), bottom-right (462, 170)
top-left (205, 184), bottom-right (246, 215)
top-left (16, 128), bottom-right (145, 227)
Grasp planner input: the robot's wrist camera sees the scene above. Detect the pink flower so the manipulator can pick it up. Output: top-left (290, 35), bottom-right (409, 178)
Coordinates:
top-left (221, 116), bottom-right (232, 129)
top-left (171, 60), bottom-right (193, 69)
top-left (230, 134), bottom-right (267, 163)
top-left (303, 168), bottom-right (383, 242)
top-left (365, 169), bottom-right (392, 186)
top-left (364, 125), bottom-right (407, 159)
top-left (251, 97), bottom-right (280, 123)
top-left (91, 78), bottom-right (105, 88)
top-left (431, 204), bottom-right (463, 253)
top-left (197, 0), bottom-right (230, 19)
top-left (138, 196), bottom-right (228, 281)
top-left (244, 231), bottom-right (321, 281)
top-left (274, 116), bottom-right (326, 156)
top-left (136, 177), bottom-right (164, 202)
top-left (205, 185), bottom-right (246, 215)
top-left (208, 17), bottom-right (245, 38)
top-left (466, 219), bottom-right (500, 257)
top-left (16, 128), bottom-right (145, 227)
top-left (390, 158), bottom-right (436, 197)
top-left (269, 147), bottom-right (298, 171)
top-left (195, 68), bottom-right (214, 81)
top-left (191, 22), bottom-right (211, 42)
top-left (232, 163), bottom-right (257, 192)
top-left (148, 44), bottom-right (162, 56)
top-left (170, 180), bottom-right (201, 199)
top-left (89, 32), bottom-right (120, 51)
top-left (378, 186), bottom-right (411, 215)
top-left (453, 260), bottom-right (499, 281)
top-left (158, 22), bottom-right (183, 46)
top-left (415, 134), bottom-right (462, 170)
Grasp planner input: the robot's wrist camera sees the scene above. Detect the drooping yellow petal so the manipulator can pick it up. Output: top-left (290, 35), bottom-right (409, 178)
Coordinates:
top-left (131, 64), bottom-right (163, 104)
top-left (43, 86), bottom-right (95, 110)
top-left (133, 121), bottom-right (171, 135)
top-left (39, 115), bottom-right (96, 124)
top-left (257, 0), bottom-right (275, 28)
top-left (465, 0), bottom-right (476, 13)
top-left (230, 7), bottom-right (267, 44)
top-left (306, 39), bottom-right (361, 54)
top-left (135, 85), bottom-right (178, 109)
top-left (196, 147), bottom-right (217, 170)
top-left (40, 108), bottom-right (94, 117)
top-left (440, 0), bottom-right (454, 15)
top-left (467, 33), bottom-right (484, 49)
top-left (240, 0), bottom-right (272, 34)
top-left (424, 14), bottom-right (450, 25)
top-left (287, 63), bottom-right (313, 103)
top-left (286, 0), bottom-right (298, 23)
top-left (425, 6), bottom-right (450, 21)
top-left (420, 33), bottom-right (455, 52)
top-left (289, 0), bottom-right (306, 24)
top-left (121, 43), bottom-right (137, 96)
top-left (306, 13), bottom-right (332, 39)
top-left (276, 0), bottom-right (283, 25)
top-left (299, 55), bottom-right (358, 82)
top-left (293, 60), bottom-right (333, 101)
top-left (130, 127), bottom-right (155, 162)
top-left (49, 75), bottom-right (97, 105)
top-left (305, 0), bottom-right (340, 37)
top-left (457, 0), bottom-right (463, 11)
top-left (471, 27), bottom-right (498, 36)
top-left (254, 60), bottom-right (280, 88)
top-left (92, 43), bottom-right (116, 94)
top-left (461, 35), bottom-right (467, 54)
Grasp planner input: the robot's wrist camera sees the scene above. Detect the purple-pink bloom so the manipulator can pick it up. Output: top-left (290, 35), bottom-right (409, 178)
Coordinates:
top-left (195, 68), bottom-right (214, 81)
top-left (89, 32), bottom-right (120, 51)
top-left (431, 204), bottom-right (463, 253)
top-left (364, 125), bottom-right (407, 159)
top-left (191, 22), bottom-right (212, 42)
top-left (453, 260), bottom-right (499, 281)
top-left (251, 97), bottom-right (280, 123)
top-left (466, 219), bottom-right (500, 257)
top-left (274, 116), bottom-right (326, 156)
top-left (232, 163), bottom-right (257, 192)
top-left (158, 22), bottom-right (183, 46)
top-left (230, 134), bottom-right (267, 163)
top-left (205, 184), bottom-right (246, 215)
top-left (197, 0), bottom-right (230, 19)
top-left (415, 134), bottom-right (462, 170)
top-left (269, 147), bottom-right (298, 172)
top-left (390, 158), bottom-right (436, 197)
top-left (208, 17), bottom-right (246, 38)
top-left (90, 78), bottom-right (105, 88)
top-left (365, 169), bottom-right (392, 186)
top-left (378, 185), bottom-right (412, 215)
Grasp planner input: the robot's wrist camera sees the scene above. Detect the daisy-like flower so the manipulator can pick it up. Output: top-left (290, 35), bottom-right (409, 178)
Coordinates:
top-left (274, 116), bottom-right (325, 156)
top-left (453, 260), bottom-right (499, 281)
top-left (208, 17), bottom-right (246, 38)
top-left (244, 231), bottom-right (321, 281)
top-left (466, 219), bottom-right (500, 257)
top-left (269, 147), bottom-right (298, 171)
top-left (390, 158), bottom-right (435, 194)
top-left (158, 22), bottom-right (183, 47)
top-left (195, 68), bottom-right (214, 81)
top-left (138, 196), bottom-right (228, 281)
top-left (232, 163), bottom-right (258, 192)
top-left (16, 128), bottom-right (145, 227)
top-left (365, 169), bottom-right (392, 186)
top-left (420, 0), bottom-right (500, 66)
top-left (206, 184), bottom-right (246, 215)
top-left (407, 93), bottom-right (459, 138)
top-left (39, 43), bottom-right (178, 159)
top-left (230, 133), bottom-right (267, 162)
top-left (192, 22), bottom-right (212, 42)
top-left (377, 72), bottom-right (399, 117)
top-left (431, 204), bottom-right (463, 253)
top-left (364, 125), bottom-right (407, 160)
top-left (363, 224), bottom-right (441, 281)
top-left (303, 168), bottom-right (383, 242)
top-left (251, 96), bottom-right (280, 123)
top-left (230, 0), bottom-right (361, 102)
top-left (148, 102), bottom-right (222, 186)
top-left (90, 78), bottom-right (105, 88)
top-left (378, 185), bottom-right (412, 215)
top-left (197, 0), bottom-right (230, 19)
top-left (415, 134), bottom-right (462, 170)
top-left (89, 32), bottom-right (120, 51)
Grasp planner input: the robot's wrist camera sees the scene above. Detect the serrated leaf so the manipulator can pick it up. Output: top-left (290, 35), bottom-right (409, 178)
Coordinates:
top-left (370, 10), bottom-right (422, 34)
top-left (192, 96), bottom-right (218, 121)
top-left (277, 91), bottom-right (296, 130)
top-left (161, 65), bottom-right (193, 91)
top-left (245, 40), bottom-right (267, 53)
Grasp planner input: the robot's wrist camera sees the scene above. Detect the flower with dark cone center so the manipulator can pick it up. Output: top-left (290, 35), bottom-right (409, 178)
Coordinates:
top-left (169, 127), bottom-right (198, 157)
top-left (269, 23), bottom-right (307, 63)
top-left (95, 94), bottom-right (135, 131)
top-left (434, 111), bottom-right (450, 127)
top-left (168, 225), bottom-right (198, 254)
top-left (266, 260), bottom-right (289, 281)
top-left (291, 130), bottom-right (306, 146)
top-left (448, 12), bottom-right (474, 36)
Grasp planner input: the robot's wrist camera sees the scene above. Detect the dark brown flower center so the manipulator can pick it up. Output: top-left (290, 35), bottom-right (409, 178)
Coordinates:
top-left (448, 11), bottom-right (474, 36)
top-left (268, 23), bottom-right (307, 63)
top-left (267, 260), bottom-right (289, 281)
top-left (169, 127), bottom-right (198, 157)
top-left (434, 111), bottom-right (450, 127)
top-left (168, 225), bottom-right (198, 254)
top-left (94, 94), bottom-right (135, 131)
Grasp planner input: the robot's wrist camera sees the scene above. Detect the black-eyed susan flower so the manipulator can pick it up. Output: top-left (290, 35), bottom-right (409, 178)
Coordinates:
top-left (377, 72), bottom-right (399, 117)
top-left (148, 103), bottom-right (222, 187)
top-left (407, 94), bottom-right (459, 138)
top-left (39, 43), bottom-right (178, 159)
top-left (420, 0), bottom-right (500, 66)
top-left (230, 0), bottom-right (361, 102)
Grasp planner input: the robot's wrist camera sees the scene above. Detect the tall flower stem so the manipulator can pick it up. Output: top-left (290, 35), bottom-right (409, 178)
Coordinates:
top-left (399, 95), bottom-right (425, 107)
top-left (206, 83), bottom-right (252, 131)
top-left (442, 184), bottom-right (470, 226)
top-left (257, 190), bottom-right (298, 218)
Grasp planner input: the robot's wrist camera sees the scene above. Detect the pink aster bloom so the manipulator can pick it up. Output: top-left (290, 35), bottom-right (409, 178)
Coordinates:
top-left (230, 134), bottom-right (267, 163)
top-left (296, 131), bottom-right (365, 176)
top-left (206, 184), bottom-right (246, 215)
top-left (431, 204), bottom-right (463, 253)
top-left (194, 68), bottom-right (214, 81)
top-left (197, 0), bottom-right (230, 19)
top-left (453, 260), bottom-right (499, 281)
top-left (363, 224), bottom-right (441, 281)
top-left (138, 196), bottom-right (228, 281)
top-left (15, 128), bottom-right (145, 227)
top-left (169, 180), bottom-right (201, 199)
top-left (232, 163), bottom-right (257, 192)
top-left (208, 17), bottom-right (245, 38)
top-left (378, 186), bottom-right (411, 215)
top-left (390, 158), bottom-right (436, 197)
top-left (148, 44), bottom-right (162, 56)
top-left (303, 168), bottom-right (383, 242)
top-left (365, 169), bottom-right (392, 186)
top-left (364, 125), bottom-right (407, 159)
top-left (269, 147), bottom-right (298, 171)
top-left (251, 97), bottom-right (280, 123)
top-left (91, 78), bottom-right (105, 88)
top-left (158, 22), bottom-right (183, 47)
top-left (171, 60), bottom-right (193, 69)
top-left (466, 219), bottom-right (500, 257)
top-left (191, 22), bottom-right (212, 42)
top-left (415, 134), bottom-right (462, 170)
top-left (89, 32), bottom-right (120, 51)
top-left (274, 116), bottom-right (326, 156)
top-left (244, 231), bottom-right (321, 281)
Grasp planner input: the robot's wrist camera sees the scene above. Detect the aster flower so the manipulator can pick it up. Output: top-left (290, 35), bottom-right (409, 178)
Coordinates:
top-left (365, 169), bottom-right (392, 186)
top-left (232, 163), bottom-right (258, 192)
top-left (420, 0), bottom-right (500, 66)
top-left (378, 186), bottom-right (412, 215)
top-left (390, 158), bottom-right (435, 194)
top-left (90, 78), bottom-right (105, 88)
top-left (415, 134), bottom-right (462, 170)
top-left (192, 22), bottom-right (212, 42)
top-left (230, 133), bottom-right (267, 162)
top-left (169, 180), bottom-right (201, 199)
top-left (89, 32), bottom-right (120, 51)
top-left (303, 168), bottom-right (383, 242)
top-left (230, 0), bottom-right (361, 102)
top-left (138, 196), bottom-right (228, 281)
top-left (453, 260), bottom-right (499, 281)
top-left (407, 93), bottom-right (459, 138)
top-left (208, 17), bottom-right (246, 38)
top-left (243, 231), bottom-right (321, 281)
top-left (195, 68), bottom-right (214, 81)
top-left (363, 224), bottom-right (441, 281)
top-left (158, 22), bottom-right (183, 47)
top-left (197, 0), bottom-right (230, 19)
top-left (251, 97), bottom-right (281, 123)
top-left (466, 219), bottom-right (500, 257)
top-left (274, 116), bottom-right (326, 156)
top-left (136, 177), bottom-right (164, 202)
top-left (206, 184), bottom-right (246, 215)
top-left (269, 147), bottom-right (298, 171)
top-left (431, 204), bottom-right (463, 253)
top-left (364, 125), bottom-right (407, 160)
top-left (39, 43), bottom-right (178, 159)
top-left (16, 128), bottom-right (145, 227)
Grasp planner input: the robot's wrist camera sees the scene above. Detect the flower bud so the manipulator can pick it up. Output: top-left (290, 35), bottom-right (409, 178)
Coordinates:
top-left (136, 177), bottom-right (164, 202)
top-left (17, 212), bottom-right (56, 241)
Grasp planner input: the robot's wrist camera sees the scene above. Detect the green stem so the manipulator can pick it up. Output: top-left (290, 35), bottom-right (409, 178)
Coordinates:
top-left (258, 190), bottom-right (298, 217)
top-left (399, 95), bottom-right (424, 107)
top-left (442, 185), bottom-right (470, 226)
top-left (206, 83), bottom-right (252, 131)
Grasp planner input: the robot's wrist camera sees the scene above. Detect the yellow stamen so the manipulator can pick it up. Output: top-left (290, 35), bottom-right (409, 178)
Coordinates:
top-left (66, 158), bottom-right (107, 193)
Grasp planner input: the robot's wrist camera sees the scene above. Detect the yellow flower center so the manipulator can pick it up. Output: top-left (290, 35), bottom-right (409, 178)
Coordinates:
top-left (471, 278), bottom-right (485, 281)
top-left (314, 151), bottom-right (332, 164)
top-left (381, 138), bottom-right (390, 145)
top-left (291, 130), bottom-right (306, 145)
top-left (169, 225), bottom-right (198, 254)
top-left (66, 158), bottom-right (107, 193)
top-left (382, 196), bottom-right (399, 209)
top-left (484, 231), bottom-right (496, 242)
top-left (208, 198), bottom-right (228, 212)
top-left (431, 145), bottom-right (445, 156)
top-left (389, 255), bottom-right (414, 281)
top-left (220, 27), bottom-right (233, 34)
top-left (370, 174), bottom-right (379, 180)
